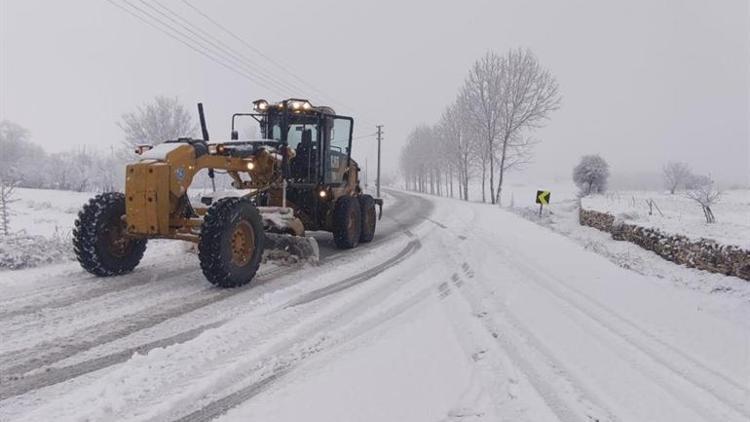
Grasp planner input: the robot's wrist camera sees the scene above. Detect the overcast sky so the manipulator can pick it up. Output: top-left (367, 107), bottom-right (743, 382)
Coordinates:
top-left (1, 0), bottom-right (748, 185)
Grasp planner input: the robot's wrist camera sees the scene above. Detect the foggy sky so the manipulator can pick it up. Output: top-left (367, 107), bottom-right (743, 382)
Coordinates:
top-left (1, 0), bottom-right (748, 185)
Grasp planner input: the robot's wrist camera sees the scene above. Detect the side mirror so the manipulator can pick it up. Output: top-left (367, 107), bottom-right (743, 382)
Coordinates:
top-left (231, 130), bottom-right (239, 140)
top-left (135, 144), bottom-right (153, 155)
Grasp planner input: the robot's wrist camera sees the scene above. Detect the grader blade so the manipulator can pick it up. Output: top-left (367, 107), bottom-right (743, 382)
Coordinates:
top-left (265, 233), bottom-right (320, 263)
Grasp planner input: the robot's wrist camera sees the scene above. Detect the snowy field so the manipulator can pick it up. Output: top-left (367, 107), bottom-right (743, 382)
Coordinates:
top-left (0, 189), bottom-right (92, 270)
top-left (6, 188), bottom-right (91, 238)
top-left (582, 190), bottom-right (750, 249)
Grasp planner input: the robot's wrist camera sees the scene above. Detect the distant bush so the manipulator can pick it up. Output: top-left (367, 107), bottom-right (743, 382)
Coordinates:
top-left (0, 232), bottom-right (73, 270)
top-left (573, 155), bottom-right (610, 196)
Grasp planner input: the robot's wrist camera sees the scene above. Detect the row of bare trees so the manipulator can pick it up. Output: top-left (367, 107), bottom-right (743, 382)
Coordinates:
top-left (400, 48), bottom-right (561, 204)
top-left (0, 97), bottom-right (197, 235)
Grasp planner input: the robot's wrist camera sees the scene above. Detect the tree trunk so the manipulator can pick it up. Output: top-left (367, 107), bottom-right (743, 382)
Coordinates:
top-left (495, 135), bottom-right (510, 206)
top-left (449, 167), bottom-right (454, 198)
top-left (481, 159), bottom-right (486, 203)
top-left (489, 142), bottom-right (496, 204)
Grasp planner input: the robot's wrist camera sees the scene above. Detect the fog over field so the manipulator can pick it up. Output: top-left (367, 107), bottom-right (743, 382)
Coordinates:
top-left (1, 0), bottom-right (748, 185)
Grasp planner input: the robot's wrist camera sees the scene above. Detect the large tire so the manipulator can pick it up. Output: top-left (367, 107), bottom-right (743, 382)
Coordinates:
top-left (198, 197), bottom-right (265, 288)
top-left (332, 195), bottom-right (361, 249)
top-left (73, 192), bottom-right (147, 276)
top-left (358, 194), bottom-right (376, 243)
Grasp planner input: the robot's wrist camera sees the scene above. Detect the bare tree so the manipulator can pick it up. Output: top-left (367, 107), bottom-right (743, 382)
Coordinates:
top-left (436, 99), bottom-right (474, 201)
top-left (684, 175), bottom-right (721, 223)
top-left (461, 52), bottom-right (504, 204)
top-left (0, 176), bottom-right (18, 236)
top-left (573, 155), bottom-right (609, 196)
top-left (662, 162), bottom-right (693, 194)
top-left (0, 121), bottom-right (49, 188)
top-left (494, 48), bottom-right (560, 205)
top-left (399, 48), bottom-right (560, 202)
top-left (118, 96), bottom-right (196, 151)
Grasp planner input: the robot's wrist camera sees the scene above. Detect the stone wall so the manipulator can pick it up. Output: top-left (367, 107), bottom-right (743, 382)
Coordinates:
top-left (579, 208), bottom-right (750, 281)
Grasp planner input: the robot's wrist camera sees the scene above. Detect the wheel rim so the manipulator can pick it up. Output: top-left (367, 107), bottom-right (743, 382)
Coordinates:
top-left (230, 221), bottom-right (255, 266)
top-left (103, 215), bottom-right (131, 257)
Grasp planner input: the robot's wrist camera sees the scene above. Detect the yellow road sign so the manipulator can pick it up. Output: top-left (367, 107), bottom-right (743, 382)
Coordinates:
top-left (536, 190), bottom-right (551, 205)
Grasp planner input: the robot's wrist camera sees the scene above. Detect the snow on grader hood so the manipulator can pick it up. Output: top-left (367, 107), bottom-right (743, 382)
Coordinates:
top-left (73, 100), bottom-right (382, 288)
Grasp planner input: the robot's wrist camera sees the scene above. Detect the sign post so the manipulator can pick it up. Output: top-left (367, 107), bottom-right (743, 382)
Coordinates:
top-left (536, 190), bottom-right (551, 217)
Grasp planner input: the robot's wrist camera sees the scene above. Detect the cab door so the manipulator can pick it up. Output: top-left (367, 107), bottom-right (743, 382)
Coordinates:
top-left (323, 116), bottom-right (353, 186)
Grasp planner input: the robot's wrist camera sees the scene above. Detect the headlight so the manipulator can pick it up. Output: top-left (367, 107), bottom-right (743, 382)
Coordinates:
top-left (289, 100), bottom-right (312, 111)
top-left (246, 161), bottom-right (255, 170)
top-left (253, 99), bottom-right (268, 111)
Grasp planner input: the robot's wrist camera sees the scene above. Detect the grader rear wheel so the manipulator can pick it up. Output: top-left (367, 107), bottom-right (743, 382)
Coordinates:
top-left (199, 197), bottom-right (265, 288)
top-left (332, 195), bottom-right (362, 249)
top-left (358, 194), bottom-right (377, 243)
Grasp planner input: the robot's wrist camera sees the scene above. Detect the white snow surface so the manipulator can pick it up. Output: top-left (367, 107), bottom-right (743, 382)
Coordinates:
top-left (583, 190), bottom-right (750, 249)
top-left (1, 188), bottom-right (749, 422)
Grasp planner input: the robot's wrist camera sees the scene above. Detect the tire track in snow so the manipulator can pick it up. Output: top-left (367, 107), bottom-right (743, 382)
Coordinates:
top-left (421, 210), bottom-right (619, 422)
top-left (172, 369), bottom-right (291, 422)
top-left (0, 238), bottom-right (422, 400)
top-left (284, 239), bottom-right (421, 308)
top-left (0, 265), bottom-right (197, 320)
top-left (167, 273), bottom-right (437, 422)
top-left (492, 241), bottom-right (750, 421)
top-left (0, 189), bottom-right (434, 411)
top-left (447, 260), bottom-right (618, 422)
top-left (0, 321), bottom-right (225, 400)
top-left (0, 266), bottom-right (298, 380)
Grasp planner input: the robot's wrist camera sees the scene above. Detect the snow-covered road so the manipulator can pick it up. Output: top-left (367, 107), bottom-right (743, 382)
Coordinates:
top-left (1, 190), bottom-right (748, 421)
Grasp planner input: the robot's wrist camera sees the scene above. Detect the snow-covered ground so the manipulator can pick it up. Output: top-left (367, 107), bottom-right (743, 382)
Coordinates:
top-left (582, 190), bottom-right (750, 249)
top-left (6, 188), bottom-right (92, 238)
top-left (0, 188), bottom-right (94, 269)
top-left (1, 188), bottom-right (749, 421)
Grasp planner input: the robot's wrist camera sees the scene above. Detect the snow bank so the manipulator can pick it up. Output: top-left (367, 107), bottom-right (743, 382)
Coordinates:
top-left (0, 188), bottom-right (91, 270)
top-left (0, 233), bottom-right (73, 270)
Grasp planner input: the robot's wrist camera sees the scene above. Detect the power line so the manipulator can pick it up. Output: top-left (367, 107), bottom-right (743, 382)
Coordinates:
top-left (352, 132), bottom-right (377, 140)
top-left (178, 0), bottom-right (379, 126)
top-left (105, 0), bottom-right (284, 95)
top-left (144, 0), bottom-right (311, 96)
top-left (126, 0), bottom-right (300, 96)
top-left (106, 0), bottom-right (380, 131)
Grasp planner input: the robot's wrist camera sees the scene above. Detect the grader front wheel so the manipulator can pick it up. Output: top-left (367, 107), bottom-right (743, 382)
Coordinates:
top-left (198, 197), bottom-right (265, 288)
top-left (73, 192), bottom-right (147, 276)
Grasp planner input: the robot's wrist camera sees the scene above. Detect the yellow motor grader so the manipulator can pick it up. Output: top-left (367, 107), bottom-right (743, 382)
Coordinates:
top-left (73, 99), bottom-right (382, 287)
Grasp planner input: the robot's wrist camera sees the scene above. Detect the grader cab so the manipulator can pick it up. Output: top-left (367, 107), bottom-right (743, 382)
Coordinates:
top-left (73, 99), bottom-right (382, 287)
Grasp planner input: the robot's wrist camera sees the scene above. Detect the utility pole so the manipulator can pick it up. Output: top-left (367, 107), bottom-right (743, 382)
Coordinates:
top-left (376, 125), bottom-right (383, 198)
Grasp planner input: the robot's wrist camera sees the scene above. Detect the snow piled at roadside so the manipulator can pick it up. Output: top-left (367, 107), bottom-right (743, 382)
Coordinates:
top-left (0, 188), bottom-right (91, 270)
top-left (0, 233), bottom-right (73, 270)
top-left (508, 199), bottom-right (750, 317)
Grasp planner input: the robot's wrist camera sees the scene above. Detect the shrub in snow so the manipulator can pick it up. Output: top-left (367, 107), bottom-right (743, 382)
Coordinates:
top-left (573, 155), bottom-right (609, 197)
top-left (684, 176), bottom-right (721, 223)
top-left (0, 177), bottom-right (18, 236)
top-left (0, 231), bottom-right (73, 270)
